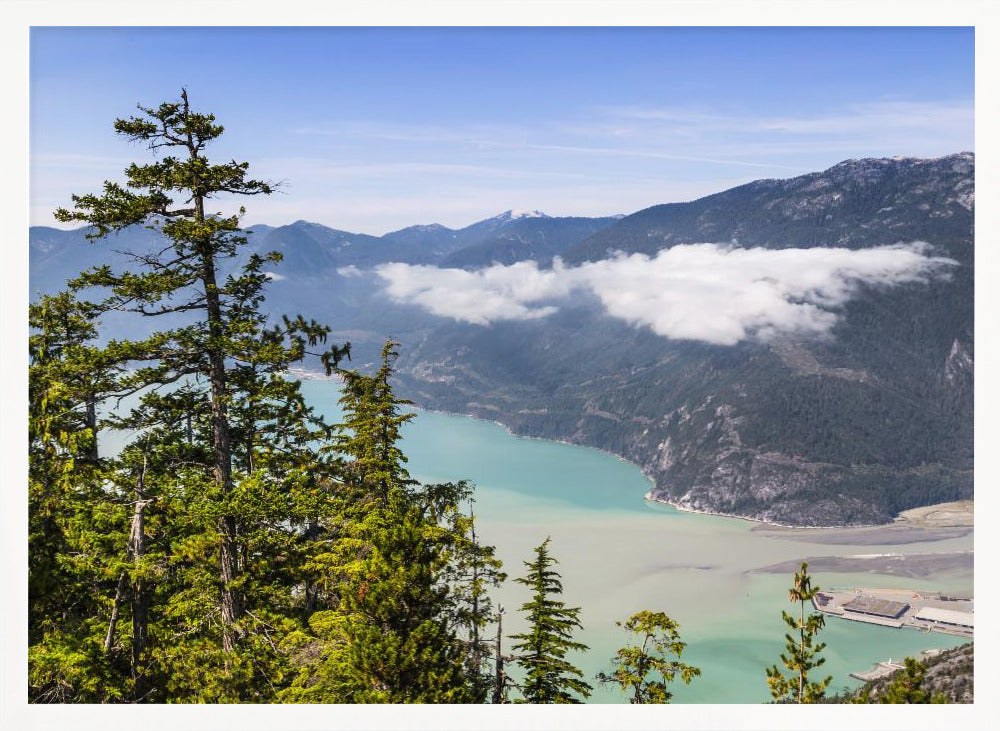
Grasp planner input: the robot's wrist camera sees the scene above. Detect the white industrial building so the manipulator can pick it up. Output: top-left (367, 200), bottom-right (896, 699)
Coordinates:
top-left (914, 607), bottom-right (974, 629)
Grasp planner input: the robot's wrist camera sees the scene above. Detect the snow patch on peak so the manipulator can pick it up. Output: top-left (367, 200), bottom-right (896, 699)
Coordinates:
top-left (495, 209), bottom-right (550, 222)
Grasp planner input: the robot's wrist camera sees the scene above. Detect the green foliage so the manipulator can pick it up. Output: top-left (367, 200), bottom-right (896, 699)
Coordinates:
top-left (32, 90), bottom-right (510, 706)
top-left (827, 644), bottom-right (973, 704)
top-left (510, 538), bottom-right (592, 703)
top-left (334, 341), bottom-right (415, 506)
top-left (31, 90), bottom-right (349, 703)
top-left (596, 610), bottom-right (700, 703)
top-left (280, 344), bottom-right (495, 703)
top-left (766, 562), bottom-right (832, 703)
top-left (436, 492), bottom-right (506, 702)
top-left (28, 292), bottom-right (129, 701)
top-left (853, 657), bottom-right (949, 704)
top-left (306, 506), bottom-right (475, 703)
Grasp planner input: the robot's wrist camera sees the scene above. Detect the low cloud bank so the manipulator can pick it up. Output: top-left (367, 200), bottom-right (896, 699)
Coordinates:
top-left (360, 243), bottom-right (956, 346)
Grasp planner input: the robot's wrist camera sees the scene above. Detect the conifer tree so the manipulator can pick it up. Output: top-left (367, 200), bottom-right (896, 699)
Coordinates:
top-left (853, 657), bottom-right (949, 704)
top-left (597, 610), bottom-right (701, 703)
top-left (282, 343), bottom-right (486, 703)
top-left (449, 503), bottom-right (506, 701)
top-left (511, 537), bottom-right (592, 703)
top-left (419, 486), bottom-right (506, 701)
top-left (334, 341), bottom-right (415, 507)
top-left (28, 291), bottom-right (129, 702)
top-left (766, 562), bottom-right (832, 703)
top-left (29, 292), bottom-right (106, 640)
top-left (45, 89), bottom-right (348, 701)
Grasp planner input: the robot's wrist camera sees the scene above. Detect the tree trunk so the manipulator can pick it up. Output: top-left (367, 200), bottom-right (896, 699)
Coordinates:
top-left (84, 392), bottom-right (99, 463)
top-left (303, 520), bottom-right (321, 613)
top-left (103, 572), bottom-right (126, 653)
top-left (129, 455), bottom-right (150, 698)
top-left (492, 606), bottom-right (506, 704)
top-left (201, 246), bottom-right (242, 650)
top-left (470, 519), bottom-right (482, 673)
top-left (183, 88), bottom-right (243, 652)
top-left (798, 599), bottom-right (805, 703)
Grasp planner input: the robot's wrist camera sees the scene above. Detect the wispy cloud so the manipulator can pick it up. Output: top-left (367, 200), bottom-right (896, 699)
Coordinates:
top-left (518, 143), bottom-right (799, 170)
top-left (289, 98), bottom-right (972, 180)
top-left (367, 243), bottom-right (956, 346)
top-left (291, 120), bottom-right (798, 170)
top-left (254, 157), bottom-right (588, 181)
top-left (292, 121), bottom-right (524, 148)
top-left (590, 99), bottom-right (973, 155)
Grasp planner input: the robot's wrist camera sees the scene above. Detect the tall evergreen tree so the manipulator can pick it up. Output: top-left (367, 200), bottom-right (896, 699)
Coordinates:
top-left (597, 610), bottom-right (701, 703)
top-left (334, 341), bottom-right (415, 507)
top-left (766, 562), bottom-right (832, 704)
top-left (44, 89), bottom-right (348, 701)
top-left (446, 501), bottom-right (506, 701)
top-left (511, 537), bottom-right (592, 703)
top-left (282, 343), bottom-right (489, 703)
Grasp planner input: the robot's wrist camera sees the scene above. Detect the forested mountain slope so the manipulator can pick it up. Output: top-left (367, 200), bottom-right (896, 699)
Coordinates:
top-left (393, 154), bottom-right (974, 526)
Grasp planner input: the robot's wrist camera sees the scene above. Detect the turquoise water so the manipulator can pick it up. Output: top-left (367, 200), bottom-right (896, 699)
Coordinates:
top-left (103, 379), bottom-right (972, 703)
top-left (296, 379), bottom-right (973, 704)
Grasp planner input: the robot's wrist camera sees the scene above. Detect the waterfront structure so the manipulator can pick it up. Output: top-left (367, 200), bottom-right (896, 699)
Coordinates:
top-left (914, 607), bottom-right (974, 630)
top-left (841, 596), bottom-right (910, 620)
top-left (812, 588), bottom-right (973, 638)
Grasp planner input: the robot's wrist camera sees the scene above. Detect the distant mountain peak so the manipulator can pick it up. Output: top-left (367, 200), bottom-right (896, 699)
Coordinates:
top-left (494, 209), bottom-right (551, 222)
top-left (824, 152), bottom-right (974, 173)
top-left (391, 223), bottom-right (451, 234)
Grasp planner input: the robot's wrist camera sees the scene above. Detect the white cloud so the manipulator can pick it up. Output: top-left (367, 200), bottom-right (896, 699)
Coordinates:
top-left (370, 243), bottom-right (956, 346)
top-left (373, 261), bottom-right (571, 324)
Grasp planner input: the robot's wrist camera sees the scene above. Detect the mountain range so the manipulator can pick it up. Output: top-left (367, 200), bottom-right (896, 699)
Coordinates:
top-left (29, 152), bottom-right (974, 526)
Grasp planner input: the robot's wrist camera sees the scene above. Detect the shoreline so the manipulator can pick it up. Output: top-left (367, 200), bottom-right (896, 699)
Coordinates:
top-left (291, 367), bottom-right (660, 486)
top-left (639, 491), bottom-right (873, 530)
top-left (289, 368), bottom-right (971, 533)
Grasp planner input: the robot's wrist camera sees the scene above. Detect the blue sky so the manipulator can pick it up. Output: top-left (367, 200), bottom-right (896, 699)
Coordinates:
top-left (30, 27), bottom-right (974, 234)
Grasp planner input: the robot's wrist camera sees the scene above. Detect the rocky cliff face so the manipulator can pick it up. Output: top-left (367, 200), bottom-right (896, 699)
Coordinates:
top-left (842, 643), bottom-right (974, 703)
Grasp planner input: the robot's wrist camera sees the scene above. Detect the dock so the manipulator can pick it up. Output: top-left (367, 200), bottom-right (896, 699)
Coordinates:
top-left (850, 659), bottom-right (904, 682)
